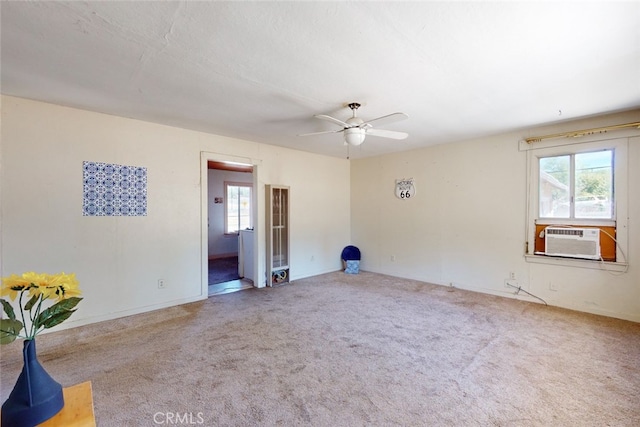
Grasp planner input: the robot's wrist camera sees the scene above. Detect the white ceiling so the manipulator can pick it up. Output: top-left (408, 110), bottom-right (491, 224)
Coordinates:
top-left (2, 1), bottom-right (639, 159)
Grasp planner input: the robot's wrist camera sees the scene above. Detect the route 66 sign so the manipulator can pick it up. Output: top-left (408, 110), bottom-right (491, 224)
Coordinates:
top-left (395, 178), bottom-right (415, 200)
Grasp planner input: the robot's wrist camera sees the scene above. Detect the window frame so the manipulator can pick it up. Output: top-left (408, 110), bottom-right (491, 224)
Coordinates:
top-left (224, 181), bottom-right (252, 235)
top-left (525, 137), bottom-right (628, 270)
top-left (538, 149), bottom-right (615, 224)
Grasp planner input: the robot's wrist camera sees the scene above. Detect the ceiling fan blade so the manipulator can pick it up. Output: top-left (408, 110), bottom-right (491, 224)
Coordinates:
top-left (366, 128), bottom-right (409, 140)
top-left (361, 112), bottom-right (408, 127)
top-left (298, 129), bottom-right (344, 137)
top-left (314, 114), bottom-right (350, 128)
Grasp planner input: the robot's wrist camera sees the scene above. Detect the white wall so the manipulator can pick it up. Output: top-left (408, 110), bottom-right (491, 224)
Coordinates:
top-left (351, 110), bottom-right (640, 322)
top-left (207, 169), bottom-right (253, 257)
top-left (0, 96), bottom-right (350, 330)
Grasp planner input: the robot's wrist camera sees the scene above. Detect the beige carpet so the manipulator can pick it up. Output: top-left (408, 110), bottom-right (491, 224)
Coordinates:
top-left (1, 271), bottom-right (639, 426)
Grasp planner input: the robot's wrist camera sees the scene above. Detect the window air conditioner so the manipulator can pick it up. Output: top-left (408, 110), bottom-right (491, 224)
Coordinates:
top-left (544, 227), bottom-right (601, 260)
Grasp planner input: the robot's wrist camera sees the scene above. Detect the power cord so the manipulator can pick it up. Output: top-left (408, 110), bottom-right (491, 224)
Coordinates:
top-left (505, 281), bottom-right (548, 306)
top-left (598, 228), bottom-right (629, 275)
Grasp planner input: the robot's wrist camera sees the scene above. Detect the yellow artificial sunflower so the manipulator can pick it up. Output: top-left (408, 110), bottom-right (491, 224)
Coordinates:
top-left (1, 273), bottom-right (36, 300)
top-left (47, 272), bottom-right (82, 300)
top-left (25, 272), bottom-right (52, 299)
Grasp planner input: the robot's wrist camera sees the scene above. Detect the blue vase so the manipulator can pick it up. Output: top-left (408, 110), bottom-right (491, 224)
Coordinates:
top-left (1, 339), bottom-right (64, 427)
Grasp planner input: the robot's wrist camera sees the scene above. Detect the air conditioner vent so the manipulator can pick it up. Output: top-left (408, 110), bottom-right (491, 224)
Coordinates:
top-left (544, 227), bottom-right (600, 260)
top-left (546, 228), bottom-right (584, 237)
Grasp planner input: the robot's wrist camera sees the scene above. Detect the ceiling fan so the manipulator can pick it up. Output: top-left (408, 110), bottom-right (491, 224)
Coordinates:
top-left (299, 103), bottom-right (408, 146)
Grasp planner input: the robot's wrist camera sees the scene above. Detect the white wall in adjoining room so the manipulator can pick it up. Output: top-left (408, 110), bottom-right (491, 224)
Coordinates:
top-left (0, 95), bottom-right (350, 331)
top-left (351, 110), bottom-right (640, 322)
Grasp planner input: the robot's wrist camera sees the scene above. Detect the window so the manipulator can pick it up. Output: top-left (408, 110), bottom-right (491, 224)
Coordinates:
top-left (525, 137), bottom-right (628, 268)
top-left (539, 150), bottom-right (613, 220)
top-left (225, 182), bottom-right (252, 234)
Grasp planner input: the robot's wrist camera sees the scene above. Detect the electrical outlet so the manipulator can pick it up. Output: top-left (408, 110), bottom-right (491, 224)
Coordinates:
top-left (391, 255), bottom-right (396, 262)
top-left (509, 272), bottom-right (516, 280)
top-left (158, 279), bottom-right (166, 289)
top-left (549, 282), bottom-right (558, 291)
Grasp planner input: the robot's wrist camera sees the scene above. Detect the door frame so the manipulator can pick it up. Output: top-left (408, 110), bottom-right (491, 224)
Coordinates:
top-left (200, 151), bottom-right (263, 296)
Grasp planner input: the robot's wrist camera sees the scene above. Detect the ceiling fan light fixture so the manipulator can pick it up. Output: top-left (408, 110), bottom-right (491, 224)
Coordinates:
top-left (344, 128), bottom-right (366, 146)
top-left (300, 102), bottom-right (408, 147)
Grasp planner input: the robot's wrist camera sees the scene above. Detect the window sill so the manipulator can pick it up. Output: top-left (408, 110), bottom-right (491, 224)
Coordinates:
top-left (525, 254), bottom-right (628, 272)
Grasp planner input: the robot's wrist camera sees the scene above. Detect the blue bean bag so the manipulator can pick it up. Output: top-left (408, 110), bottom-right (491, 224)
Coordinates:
top-left (341, 245), bottom-right (361, 261)
top-left (341, 246), bottom-right (361, 274)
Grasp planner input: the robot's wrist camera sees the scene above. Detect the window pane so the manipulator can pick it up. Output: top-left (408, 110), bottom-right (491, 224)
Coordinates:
top-left (575, 150), bottom-right (613, 219)
top-left (238, 186), bottom-right (252, 230)
top-left (539, 155), bottom-right (570, 218)
top-left (226, 184), bottom-right (252, 233)
top-left (226, 186), bottom-right (239, 233)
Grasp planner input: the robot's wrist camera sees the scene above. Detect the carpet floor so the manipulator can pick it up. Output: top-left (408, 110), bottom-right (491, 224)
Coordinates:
top-left (1, 271), bottom-right (639, 426)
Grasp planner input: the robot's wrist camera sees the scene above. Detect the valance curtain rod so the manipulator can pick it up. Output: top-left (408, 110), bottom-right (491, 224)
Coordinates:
top-left (524, 122), bottom-right (640, 144)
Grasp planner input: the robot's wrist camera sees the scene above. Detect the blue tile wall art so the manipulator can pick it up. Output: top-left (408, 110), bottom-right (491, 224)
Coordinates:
top-left (83, 161), bottom-right (147, 216)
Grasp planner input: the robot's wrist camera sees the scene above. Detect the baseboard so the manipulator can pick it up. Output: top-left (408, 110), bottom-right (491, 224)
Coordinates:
top-left (366, 266), bottom-right (640, 323)
top-left (38, 294), bottom-right (208, 335)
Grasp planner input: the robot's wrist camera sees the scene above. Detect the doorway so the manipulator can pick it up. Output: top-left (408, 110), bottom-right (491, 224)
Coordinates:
top-left (201, 154), bottom-right (258, 296)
